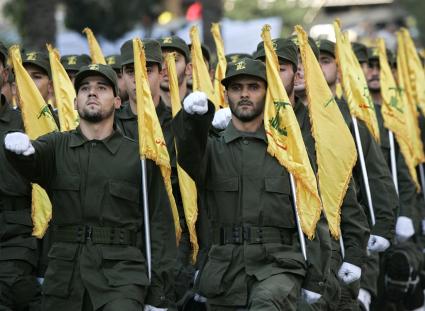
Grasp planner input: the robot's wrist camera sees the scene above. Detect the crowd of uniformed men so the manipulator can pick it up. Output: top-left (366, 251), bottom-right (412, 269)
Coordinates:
top-left (1, 22), bottom-right (425, 311)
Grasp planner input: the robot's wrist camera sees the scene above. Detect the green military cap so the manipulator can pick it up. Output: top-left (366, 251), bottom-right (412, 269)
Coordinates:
top-left (74, 63), bottom-right (118, 95)
top-left (221, 57), bottom-right (266, 87)
top-left (105, 54), bottom-right (122, 71)
top-left (225, 53), bottom-right (252, 64)
top-left (21, 49), bottom-right (51, 78)
top-left (188, 43), bottom-right (211, 63)
top-left (351, 42), bottom-right (368, 63)
top-left (289, 35), bottom-right (319, 59)
top-left (367, 47), bottom-right (396, 67)
top-left (120, 39), bottom-right (162, 68)
top-left (60, 54), bottom-right (91, 72)
top-left (0, 41), bottom-right (7, 64)
top-left (159, 36), bottom-right (190, 61)
top-left (316, 39), bottom-right (335, 57)
top-left (254, 38), bottom-right (298, 67)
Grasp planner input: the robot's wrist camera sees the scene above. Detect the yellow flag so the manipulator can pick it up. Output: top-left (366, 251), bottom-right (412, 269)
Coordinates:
top-left (133, 38), bottom-right (181, 243)
top-left (397, 32), bottom-right (425, 168)
top-left (9, 45), bottom-right (58, 238)
top-left (211, 23), bottom-right (227, 108)
top-left (295, 26), bottom-right (357, 238)
top-left (262, 25), bottom-right (321, 239)
top-left (378, 38), bottom-right (420, 191)
top-left (190, 26), bottom-right (218, 110)
top-left (400, 29), bottom-right (425, 117)
top-left (334, 20), bottom-right (380, 143)
top-left (47, 45), bottom-right (79, 132)
top-left (165, 53), bottom-right (199, 262)
top-left (83, 27), bottom-right (106, 64)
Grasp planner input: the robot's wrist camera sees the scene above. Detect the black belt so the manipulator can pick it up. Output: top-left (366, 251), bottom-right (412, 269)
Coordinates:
top-left (53, 225), bottom-right (138, 246)
top-left (213, 225), bottom-right (293, 245)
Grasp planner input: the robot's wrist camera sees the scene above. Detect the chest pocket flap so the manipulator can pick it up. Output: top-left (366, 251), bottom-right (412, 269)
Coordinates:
top-left (265, 176), bottom-right (290, 194)
top-left (109, 181), bottom-right (139, 203)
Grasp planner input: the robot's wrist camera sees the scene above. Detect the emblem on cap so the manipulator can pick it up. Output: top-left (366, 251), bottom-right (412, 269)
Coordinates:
top-left (162, 37), bottom-right (173, 44)
top-left (290, 37), bottom-right (299, 46)
top-left (107, 56), bottom-right (116, 65)
top-left (372, 48), bottom-right (378, 56)
top-left (67, 56), bottom-right (77, 65)
top-left (88, 64), bottom-right (100, 70)
top-left (26, 52), bottom-right (37, 61)
top-left (230, 55), bottom-right (239, 63)
top-left (235, 60), bottom-right (246, 71)
top-left (272, 40), bottom-right (278, 51)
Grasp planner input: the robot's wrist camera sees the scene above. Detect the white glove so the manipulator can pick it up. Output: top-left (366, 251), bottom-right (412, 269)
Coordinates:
top-left (212, 107), bottom-right (232, 129)
top-left (37, 277), bottom-right (44, 285)
top-left (337, 262), bottom-right (362, 284)
top-left (396, 216), bottom-right (415, 242)
top-left (367, 235), bottom-right (390, 252)
top-left (358, 288), bottom-right (371, 311)
top-left (144, 305), bottom-right (167, 311)
top-left (301, 288), bottom-right (321, 304)
top-left (4, 132), bottom-right (35, 156)
top-left (183, 91), bottom-right (208, 115)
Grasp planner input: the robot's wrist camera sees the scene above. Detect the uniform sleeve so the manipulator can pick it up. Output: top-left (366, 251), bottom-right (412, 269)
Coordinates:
top-left (396, 145), bottom-right (417, 218)
top-left (353, 120), bottom-right (397, 240)
top-left (4, 132), bottom-right (57, 188)
top-left (340, 179), bottom-right (370, 267)
top-left (144, 159), bottom-right (178, 308)
top-left (172, 101), bottom-right (215, 184)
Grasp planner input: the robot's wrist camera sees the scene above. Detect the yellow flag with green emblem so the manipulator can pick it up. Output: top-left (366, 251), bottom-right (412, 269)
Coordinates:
top-left (295, 26), bottom-right (357, 238)
top-left (211, 23), bottom-right (227, 108)
top-left (83, 27), bottom-right (106, 65)
top-left (396, 31), bottom-right (425, 168)
top-left (9, 45), bottom-right (58, 238)
top-left (133, 38), bottom-right (181, 243)
top-left (378, 38), bottom-right (420, 191)
top-left (262, 25), bottom-right (321, 239)
top-left (165, 53), bottom-right (199, 262)
top-left (334, 20), bottom-right (380, 143)
top-left (47, 44), bottom-right (79, 132)
top-left (190, 26), bottom-right (218, 110)
top-left (400, 28), bottom-right (425, 117)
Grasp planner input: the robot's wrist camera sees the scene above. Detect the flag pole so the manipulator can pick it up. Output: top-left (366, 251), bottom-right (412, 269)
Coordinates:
top-left (141, 157), bottom-right (152, 283)
top-left (389, 130), bottom-right (399, 195)
top-left (352, 116), bottom-right (376, 226)
top-left (289, 173), bottom-right (308, 261)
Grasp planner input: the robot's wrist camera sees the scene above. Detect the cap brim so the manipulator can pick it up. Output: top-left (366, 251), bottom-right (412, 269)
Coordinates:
top-left (221, 73), bottom-right (267, 87)
top-left (74, 69), bottom-right (115, 93)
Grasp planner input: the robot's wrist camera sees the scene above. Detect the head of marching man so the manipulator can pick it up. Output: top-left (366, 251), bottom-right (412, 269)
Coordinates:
top-left (22, 50), bottom-right (53, 102)
top-left (74, 64), bottom-right (121, 129)
top-left (220, 58), bottom-right (267, 131)
top-left (120, 39), bottom-right (163, 110)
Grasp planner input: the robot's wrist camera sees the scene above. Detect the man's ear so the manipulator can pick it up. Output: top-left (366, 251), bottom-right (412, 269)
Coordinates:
top-left (114, 95), bottom-right (122, 109)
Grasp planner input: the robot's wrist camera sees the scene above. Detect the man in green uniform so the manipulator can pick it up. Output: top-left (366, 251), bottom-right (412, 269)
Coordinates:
top-left (365, 47), bottom-right (424, 310)
top-left (4, 64), bottom-right (177, 310)
top-left (60, 54), bottom-right (91, 84)
top-left (173, 57), bottom-right (326, 310)
top-left (317, 39), bottom-right (398, 310)
top-left (187, 43), bottom-right (214, 89)
top-left (159, 36), bottom-right (192, 108)
top-left (254, 37), bottom-right (370, 310)
top-left (0, 41), bottom-right (41, 311)
top-left (105, 54), bottom-right (128, 102)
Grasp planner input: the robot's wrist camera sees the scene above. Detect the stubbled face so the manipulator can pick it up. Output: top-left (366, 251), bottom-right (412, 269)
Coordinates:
top-left (75, 75), bottom-right (120, 123)
top-left (122, 63), bottom-right (163, 103)
top-left (226, 75), bottom-right (266, 123)
top-left (278, 60), bottom-right (295, 96)
top-left (161, 50), bottom-right (189, 91)
top-left (367, 59), bottom-right (380, 92)
top-left (23, 64), bottom-right (52, 101)
top-left (319, 52), bottom-right (338, 87)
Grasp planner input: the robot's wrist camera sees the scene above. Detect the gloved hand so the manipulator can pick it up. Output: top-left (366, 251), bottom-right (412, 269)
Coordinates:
top-left (337, 262), bottom-right (362, 284)
top-left (301, 288), bottom-right (321, 304)
top-left (144, 305), bottom-right (167, 311)
top-left (358, 288), bottom-right (371, 311)
top-left (212, 107), bottom-right (232, 129)
top-left (37, 277), bottom-right (44, 285)
top-left (396, 216), bottom-right (415, 242)
top-left (4, 132), bottom-right (35, 155)
top-left (367, 234), bottom-right (390, 252)
top-left (183, 91), bottom-right (208, 115)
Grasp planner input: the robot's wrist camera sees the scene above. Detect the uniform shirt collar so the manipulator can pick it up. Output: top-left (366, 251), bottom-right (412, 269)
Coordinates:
top-left (223, 121), bottom-right (268, 144)
top-left (116, 101), bottom-right (136, 120)
top-left (69, 126), bottom-right (123, 154)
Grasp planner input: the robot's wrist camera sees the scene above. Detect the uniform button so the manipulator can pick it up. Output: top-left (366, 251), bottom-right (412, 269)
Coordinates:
top-left (318, 281), bottom-right (325, 287)
top-left (242, 139), bottom-right (249, 145)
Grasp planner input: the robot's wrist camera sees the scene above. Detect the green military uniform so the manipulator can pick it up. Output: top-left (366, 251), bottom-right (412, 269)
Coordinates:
top-left (4, 65), bottom-right (177, 310)
top-left (294, 99), bottom-right (370, 310)
top-left (0, 92), bottom-right (41, 310)
top-left (173, 58), bottom-right (327, 310)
